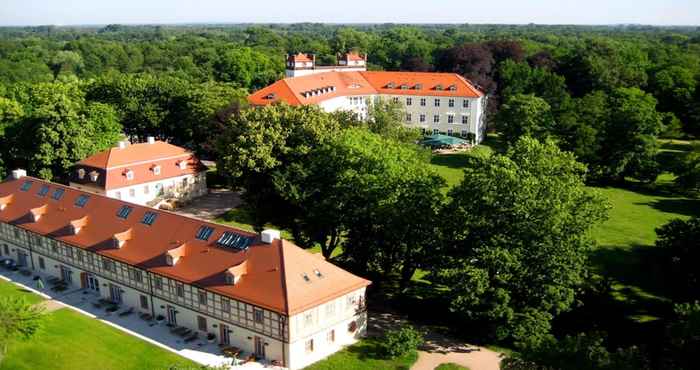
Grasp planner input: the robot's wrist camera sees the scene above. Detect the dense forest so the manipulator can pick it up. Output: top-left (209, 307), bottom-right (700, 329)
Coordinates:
top-left (1, 23), bottom-right (700, 369)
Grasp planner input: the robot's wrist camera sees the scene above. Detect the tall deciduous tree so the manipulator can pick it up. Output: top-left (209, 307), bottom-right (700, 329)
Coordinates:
top-left (497, 94), bottom-right (555, 145)
top-left (437, 137), bottom-right (609, 347)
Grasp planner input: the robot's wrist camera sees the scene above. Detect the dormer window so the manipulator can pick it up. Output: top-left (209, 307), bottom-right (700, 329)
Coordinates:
top-left (448, 84), bottom-right (457, 91)
top-left (435, 84), bottom-right (444, 91)
top-left (414, 83), bottom-right (423, 90)
top-left (178, 161), bottom-right (187, 170)
top-left (152, 165), bottom-right (161, 175)
top-left (125, 170), bottom-right (134, 180)
top-left (400, 84), bottom-right (409, 90)
top-left (165, 244), bottom-right (186, 266)
top-left (77, 168), bottom-right (85, 179)
top-left (89, 171), bottom-right (99, 182)
top-left (386, 82), bottom-right (396, 89)
top-left (225, 272), bottom-right (236, 285)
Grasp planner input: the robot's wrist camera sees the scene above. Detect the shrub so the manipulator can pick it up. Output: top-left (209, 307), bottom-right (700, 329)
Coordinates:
top-left (379, 325), bottom-right (424, 358)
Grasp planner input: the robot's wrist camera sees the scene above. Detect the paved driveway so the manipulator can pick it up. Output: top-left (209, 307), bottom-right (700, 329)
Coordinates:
top-left (175, 189), bottom-right (242, 221)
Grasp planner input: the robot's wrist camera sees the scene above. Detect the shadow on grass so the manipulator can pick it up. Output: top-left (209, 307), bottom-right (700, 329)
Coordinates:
top-left (590, 244), bottom-right (670, 300)
top-left (643, 198), bottom-right (700, 217)
top-left (430, 153), bottom-right (473, 169)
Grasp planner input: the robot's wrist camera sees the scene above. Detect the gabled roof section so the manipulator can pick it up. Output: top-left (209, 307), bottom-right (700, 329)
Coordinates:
top-left (248, 71), bottom-right (484, 107)
top-left (0, 176), bottom-right (371, 315)
top-left (78, 141), bottom-right (194, 169)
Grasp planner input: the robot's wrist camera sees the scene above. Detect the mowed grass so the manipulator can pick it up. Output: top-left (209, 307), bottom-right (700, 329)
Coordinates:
top-left (1, 308), bottom-right (197, 370)
top-left (302, 338), bottom-right (418, 370)
top-left (435, 363), bottom-right (471, 370)
top-left (0, 280), bottom-right (45, 304)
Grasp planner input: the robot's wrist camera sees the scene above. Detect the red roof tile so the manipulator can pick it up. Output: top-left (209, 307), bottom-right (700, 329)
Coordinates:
top-left (247, 71), bottom-right (484, 107)
top-left (0, 177), bottom-right (370, 315)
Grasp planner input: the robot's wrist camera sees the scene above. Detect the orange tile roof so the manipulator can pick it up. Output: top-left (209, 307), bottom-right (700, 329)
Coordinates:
top-left (343, 52), bottom-right (365, 61)
top-left (247, 71), bottom-right (484, 107)
top-left (0, 177), bottom-right (370, 315)
top-left (74, 141), bottom-right (206, 190)
top-left (289, 53), bottom-right (313, 63)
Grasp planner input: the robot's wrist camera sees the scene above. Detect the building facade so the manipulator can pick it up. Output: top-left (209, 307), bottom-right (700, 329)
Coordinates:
top-left (250, 55), bottom-right (488, 143)
top-left (69, 137), bottom-right (208, 207)
top-left (0, 171), bottom-right (370, 370)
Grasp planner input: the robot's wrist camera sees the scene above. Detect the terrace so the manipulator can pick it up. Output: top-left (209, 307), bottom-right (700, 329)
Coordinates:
top-left (0, 264), bottom-right (283, 370)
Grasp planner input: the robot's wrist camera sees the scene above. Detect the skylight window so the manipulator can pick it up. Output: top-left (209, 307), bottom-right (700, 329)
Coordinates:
top-left (37, 185), bottom-right (50, 197)
top-left (141, 211), bottom-right (158, 226)
top-left (75, 194), bottom-right (90, 208)
top-left (314, 269), bottom-right (323, 278)
top-left (51, 188), bottom-right (65, 200)
top-left (216, 231), bottom-right (253, 250)
top-left (20, 181), bottom-right (33, 192)
top-left (195, 226), bottom-right (214, 241)
top-left (116, 205), bottom-right (133, 219)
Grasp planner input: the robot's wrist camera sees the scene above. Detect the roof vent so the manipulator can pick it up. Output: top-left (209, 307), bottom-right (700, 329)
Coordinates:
top-left (261, 229), bottom-right (281, 244)
top-left (89, 171), bottom-right (99, 182)
top-left (147, 136), bottom-right (156, 144)
top-left (11, 169), bottom-right (27, 180)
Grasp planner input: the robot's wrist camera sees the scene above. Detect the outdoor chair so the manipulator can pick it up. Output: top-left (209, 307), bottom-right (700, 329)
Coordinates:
top-left (117, 307), bottom-right (134, 317)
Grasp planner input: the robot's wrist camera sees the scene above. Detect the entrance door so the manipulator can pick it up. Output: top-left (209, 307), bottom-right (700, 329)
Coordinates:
top-left (254, 336), bottom-right (265, 358)
top-left (167, 305), bottom-right (177, 325)
top-left (86, 274), bottom-right (100, 292)
top-left (109, 284), bottom-right (122, 303)
top-left (60, 266), bottom-right (73, 285)
top-left (16, 251), bottom-right (28, 267)
top-left (219, 324), bottom-right (230, 345)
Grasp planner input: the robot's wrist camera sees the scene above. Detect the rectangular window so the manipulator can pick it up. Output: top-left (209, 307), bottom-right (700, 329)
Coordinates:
top-left (462, 115), bottom-right (469, 124)
top-left (461, 130), bottom-right (468, 137)
top-left (196, 226), bottom-right (215, 241)
top-left (406, 113), bottom-right (412, 122)
top-left (448, 99), bottom-right (455, 107)
top-left (433, 129), bottom-right (439, 134)
top-left (116, 205), bottom-right (133, 219)
top-left (254, 308), bottom-right (264, 324)
top-left (115, 191), bottom-right (122, 200)
top-left (129, 188), bottom-right (136, 198)
top-left (20, 180), bottom-right (33, 192)
top-left (143, 185), bottom-right (150, 195)
top-left (326, 302), bottom-right (336, 317)
top-left (38, 257), bottom-right (45, 269)
top-left (463, 99), bottom-right (470, 108)
top-left (406, 97), bottom-right (412, 106)
top-left (75, 194), bottom-right (90, 207)
top-left (131, 269), bottom-right (143, 283)
top-left (77, 250), bottom-right (84, 262)
top-left (420, 114), bottom-right (426, 123)
top-left (305, 339), bottom-right (314, 353)
top-left (65, 247), bottom-right (73, 259)
top-left (176, 283), bottom-right (184, 298)
top-left (154, 277), bottom-right (163, 290)
top-left (392, 97), bottom-right (399, 103)
top-left (141, 212), bottom-right (158, 226)
top-left (222, 298), bottom-right (231, 313)
top-left (433, 115), bottom-right (440, 123)
top-left (448, 115), bottom-right (454, 124)
top-left (140, 295), bottom-right (149, 309)
top-left (420, 98), bottom-right (426, 106)
top-left (197, 316), bottom-right (207, 331)
top-left (37, 185), bottom-right (50, 197)
top-left (304, 312), bottom-right (313, 327)
top-left (434, 99), bottom-right (440, 107)
top-left (198, 291), bottom-right (208, 305)
top-left (327, 330), bottom-right (335, 343)
top-left (51, 188), bottom-right (65, 201)
top-left (448, 129), bottom-right (453, 135)
top-left (102, 259), bottom-right (115, 273)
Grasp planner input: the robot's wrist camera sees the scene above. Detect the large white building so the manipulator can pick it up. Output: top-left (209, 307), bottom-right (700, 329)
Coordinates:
top-left (250, 53), bottom-right (488, 143)
top-left (69, 138), bottom-right (208, 206)
top-left (0, 170), bottom-right (370, 370)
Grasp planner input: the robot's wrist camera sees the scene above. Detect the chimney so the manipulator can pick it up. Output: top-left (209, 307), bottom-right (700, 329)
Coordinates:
top-left (117, 141), bottom-right (128, 150)
top-left (11, 169), bottom-right (27, 180)
top-left (147, 136), bottom-right (156, 144)
top-left (261, 229), bottom-right (281, 244)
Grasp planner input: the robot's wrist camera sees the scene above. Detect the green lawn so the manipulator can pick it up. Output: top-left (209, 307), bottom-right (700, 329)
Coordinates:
top-left (0, 280), bottom-right (44, 304)
top-left (303, 338), bottom-right (418, 370)
top-left (1, 308), bottom-right (198, 370)
top-left (434, 363), bottom-right (470, 370)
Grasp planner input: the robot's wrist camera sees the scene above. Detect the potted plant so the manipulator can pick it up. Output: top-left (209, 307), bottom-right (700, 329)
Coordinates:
top-left (207, 333), bottom-right (216, 343)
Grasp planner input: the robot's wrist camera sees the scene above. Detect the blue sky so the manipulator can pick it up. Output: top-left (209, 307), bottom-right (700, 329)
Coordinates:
top-left (1, 0), bottom-right (698, 26)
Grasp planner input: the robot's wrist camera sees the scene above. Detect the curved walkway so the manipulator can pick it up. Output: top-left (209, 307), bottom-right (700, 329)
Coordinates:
top-left (368, 312), bottom-right (502, 370)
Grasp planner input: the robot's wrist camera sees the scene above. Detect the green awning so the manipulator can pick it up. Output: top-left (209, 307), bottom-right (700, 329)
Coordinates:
top-left (419, 134), bottom-right (468, 147)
